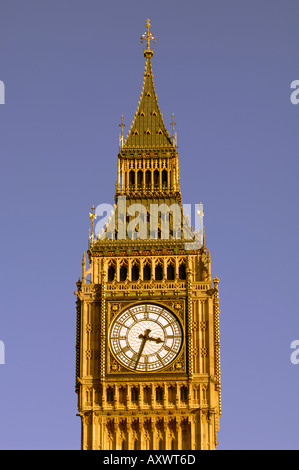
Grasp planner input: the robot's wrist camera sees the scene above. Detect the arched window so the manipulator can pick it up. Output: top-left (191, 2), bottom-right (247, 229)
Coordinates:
top-left (153, 169), bottom-right (159, 188)
top-left (108, 262), bottom-right (116, 282)
top-left (143, 262), bottom-right (151, 281)
top-left (145, 170), bottom-right (151, 188)
top-left (167, 260), bottom-right (175, 280)
top-left (155, 262), bottom-right (163, 281)
top-left (179, 261), bottom-right (186, 280)
top-left (131, 262), bottom-right (139, 281)
top-left (162, 169), bottom-right (167, 189)
top-left (129, 170), bottom-right (135, 189)
top-left (120, 263), bottom-right (127, 281)
top-left (137, 170), bottom-right (143, 188)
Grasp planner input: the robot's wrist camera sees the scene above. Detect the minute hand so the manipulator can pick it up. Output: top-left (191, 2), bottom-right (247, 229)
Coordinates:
top-left (134, 329), bottom-right (151, 370)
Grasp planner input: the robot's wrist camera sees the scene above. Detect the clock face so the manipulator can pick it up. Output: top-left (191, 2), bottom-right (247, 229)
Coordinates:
top-left (109, 304), bottom-right (183, 372)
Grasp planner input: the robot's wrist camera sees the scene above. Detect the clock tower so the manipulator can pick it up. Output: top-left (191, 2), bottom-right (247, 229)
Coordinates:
top-left (75, 20), bottom-right (221, 451)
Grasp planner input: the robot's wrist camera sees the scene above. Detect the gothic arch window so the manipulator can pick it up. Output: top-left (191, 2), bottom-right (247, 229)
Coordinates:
top-left (153, 169), bottom-right (159, 188)
top-left (120, 262), bottom-right (128, 282)
top-left (145, 169), bottom-right (151, 188)
top-left (155, 260), bottom-right (163, 281)
top-left (129, 170), bottom-right (135, 189)
top-left (167, 259), bottom-right (175, 280)
top-left (131, 261), bottom-right (140, 281)
top-left (162, 169), bottom-right (167, 189)
top-left (137, 170), bottom-right (143, 188)
top-left (143, 261), bottom-right (151, 281)
top-left (108, 261), bottom-right (116, 282)
top-left (179, 261), bottom-right (186, 280)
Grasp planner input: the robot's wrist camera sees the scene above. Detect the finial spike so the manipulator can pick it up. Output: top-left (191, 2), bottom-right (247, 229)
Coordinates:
top-left (119, 114), bottom-right (125, 149)
top-left (170, 113), bottom-right (177, 146)
top-left (140, 18), bottom-right (156, 57)
top-left (89, 204), bottom-right (97, 236)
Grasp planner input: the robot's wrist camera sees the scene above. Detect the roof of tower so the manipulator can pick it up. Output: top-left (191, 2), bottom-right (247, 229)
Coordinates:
top-left (121, 20), bottom-right (175, 151)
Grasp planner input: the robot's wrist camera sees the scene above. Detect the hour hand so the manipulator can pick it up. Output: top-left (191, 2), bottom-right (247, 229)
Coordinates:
top-left (147, 335), bottom-right (162, 344)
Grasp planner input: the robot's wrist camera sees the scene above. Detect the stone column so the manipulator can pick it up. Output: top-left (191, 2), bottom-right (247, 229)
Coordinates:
top-left (164, 418), bottom-right (170, 450)
top-left (177, 417), bottom-right (183, 450)
top-left (102, 383), bottom-right (107, 409)
top-left (140, 418), bottom-right (146, 450)
top-left (151, 383), bottom-right (156, 408)
top-left (152, 417), bottom-right (158, 450)
top-left (127, 418), bottom-right (132, 450)
top-left (115, 418), bottom-right (121, 450)
top-left (139, 383), bottom-right (144, 408)
top-left (190, 415), bottom-right (196, 450)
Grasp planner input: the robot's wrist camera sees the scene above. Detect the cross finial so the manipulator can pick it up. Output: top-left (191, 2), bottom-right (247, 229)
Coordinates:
top-left (119, 114), bottom-right (125, 149)
top-left (119, 114), bottom-right (125, 137)
top-left (170, 113), bottom-right (176, 137)
top-left (141, 19), bottom-right (156, 57)
top-left (170, 113), bottom-right (177, 147)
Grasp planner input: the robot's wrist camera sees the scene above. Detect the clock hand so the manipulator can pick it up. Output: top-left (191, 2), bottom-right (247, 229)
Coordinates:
top-left (134, 329), bottom-right (151, 370)
top-left (147, 335), bottom-right (163, 344)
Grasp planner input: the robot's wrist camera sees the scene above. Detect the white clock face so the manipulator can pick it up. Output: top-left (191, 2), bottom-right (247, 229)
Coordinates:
top-left (109, 304), bottom-right (183, 372)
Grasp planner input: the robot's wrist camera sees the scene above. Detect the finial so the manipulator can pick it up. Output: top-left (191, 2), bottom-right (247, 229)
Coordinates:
top-left (170, 113), bottom-right (177, 146)
top-left (196, 203), bottom-right (204, 246)
top-left (213, 275), bottom-right (220, 289)
top-left (89, 204), bottom-right (97, 236)
top-left (119, 114), bottom-right (125, 149)
top-left (141, 19), bottom-right (156, 57)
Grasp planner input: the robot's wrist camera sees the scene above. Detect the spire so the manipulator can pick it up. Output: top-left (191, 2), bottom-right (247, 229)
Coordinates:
top-left (122, 19), bottom-right (174, 151)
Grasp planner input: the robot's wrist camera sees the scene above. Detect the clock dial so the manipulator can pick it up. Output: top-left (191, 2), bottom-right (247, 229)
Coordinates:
top-left (109, 304), bottom-right (183, 372)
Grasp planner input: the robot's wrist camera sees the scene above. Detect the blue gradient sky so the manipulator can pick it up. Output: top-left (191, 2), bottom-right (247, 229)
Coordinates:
top-left (0, 0), bottom-right (299, 450)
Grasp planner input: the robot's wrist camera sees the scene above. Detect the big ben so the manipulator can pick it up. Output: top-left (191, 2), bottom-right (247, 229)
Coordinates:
top-left (75, 19), bottom-right (221, 451)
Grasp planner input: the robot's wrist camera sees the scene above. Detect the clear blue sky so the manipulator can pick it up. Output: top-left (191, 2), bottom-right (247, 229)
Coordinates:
top-left (0, 0), bottom-right (298, 450)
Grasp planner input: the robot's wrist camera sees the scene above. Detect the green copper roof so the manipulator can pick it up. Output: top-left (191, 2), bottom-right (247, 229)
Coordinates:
top-left (123, 56), bottom-right (174, 150)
